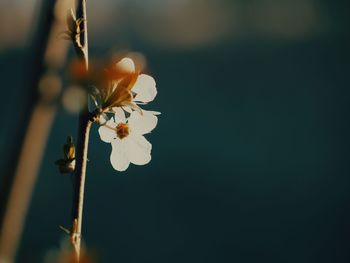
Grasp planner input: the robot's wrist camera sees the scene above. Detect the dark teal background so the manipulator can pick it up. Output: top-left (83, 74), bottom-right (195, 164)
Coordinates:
top-left (1, 0), bottom-right (350, 262)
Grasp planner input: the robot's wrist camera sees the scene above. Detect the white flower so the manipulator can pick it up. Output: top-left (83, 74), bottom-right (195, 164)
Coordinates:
top-left (116, 57), bottom-right (157, 105)
top-left (97, 56), bottom-right (160, 172)
top-left (98, 107), bottom-right (159, 171)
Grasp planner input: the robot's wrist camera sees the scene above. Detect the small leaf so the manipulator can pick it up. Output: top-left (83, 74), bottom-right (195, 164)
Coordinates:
top-left (88, 94), bottom-right (99, 113)
top-left (59, 225), bottom-right (71, 235)
top-left (88, 87), bottom-right (102, 113)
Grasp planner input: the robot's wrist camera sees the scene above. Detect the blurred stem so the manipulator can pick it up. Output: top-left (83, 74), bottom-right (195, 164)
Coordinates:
top-left (71, 0), bottom-right (89, 262)
top-left (0, 0), bottom-right (71, 262)
top-left (0, 104), bottom-right (56, 263)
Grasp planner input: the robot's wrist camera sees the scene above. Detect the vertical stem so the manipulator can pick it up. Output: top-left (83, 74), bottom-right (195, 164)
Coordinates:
top-left (71, 1), bottom-right (89, 261)
top-left (76, 0), bottom-right (89, 71)
top-left (71, 114), bottom-right (92, 261)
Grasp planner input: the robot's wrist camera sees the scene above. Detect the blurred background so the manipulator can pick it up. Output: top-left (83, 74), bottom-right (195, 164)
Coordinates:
top-left (0, 0), bottom-right (349, 262)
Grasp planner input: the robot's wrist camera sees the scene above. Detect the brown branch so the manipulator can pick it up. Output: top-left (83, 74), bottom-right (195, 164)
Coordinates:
top-left (74, 0), bottom-right (89, 71)
top-left (70, 1), bottom-right (90, 261)
top-left (71, 113), bottom-right (92, 261)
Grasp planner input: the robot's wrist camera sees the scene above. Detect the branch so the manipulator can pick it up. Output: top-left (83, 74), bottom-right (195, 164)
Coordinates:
top-left (74, 0), bottom-right (89, 72)
top-left (0, 0), bottom-right (71, 262)
top-left (71, 113), bottom-right (92, 261)
top-left (70, 1), bottom-right (90, 261)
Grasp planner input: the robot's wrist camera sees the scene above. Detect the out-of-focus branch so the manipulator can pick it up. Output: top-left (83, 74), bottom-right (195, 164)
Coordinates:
top-left (0, 0), bottom-right (74, 262)
top-left (0, 104), bottom-right (56, 263)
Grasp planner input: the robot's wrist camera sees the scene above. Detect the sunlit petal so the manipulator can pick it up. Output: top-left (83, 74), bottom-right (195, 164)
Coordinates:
top-left (116, 57), bottom-right (135, 73)
top-left (133, 74), bottom-right (157, 103)
top-left (110, 139), bottom-right (130, 171)
top-left (113, 107), bottom-right (126, 123)
top-left (121, 101), bottom-right (142, 114)
top-left (98, 120), bottom-right (116, 143)
top-left (128, 110), bottom-right (158, 135)
top-left (98, 112), bottom-right (109, 125)
top-left (122, 106), bottom-right (132, 113)
top-left (125, 135), bottom-right (152, 165)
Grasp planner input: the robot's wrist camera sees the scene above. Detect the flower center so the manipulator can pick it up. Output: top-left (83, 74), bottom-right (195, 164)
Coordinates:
top-left (116, 123), bottom-right (129, 139)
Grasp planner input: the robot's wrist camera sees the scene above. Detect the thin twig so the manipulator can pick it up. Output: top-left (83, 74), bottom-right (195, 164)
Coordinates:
top-left (71, 113), bottom-right (92, 261)
top-left (74, 0), bottom-right (89, 71)
top-left (70, 0), bottom-right (90, 261)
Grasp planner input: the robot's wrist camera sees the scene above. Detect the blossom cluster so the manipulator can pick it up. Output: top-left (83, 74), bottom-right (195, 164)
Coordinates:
top-left (90, 58), bottom-right (160, 171)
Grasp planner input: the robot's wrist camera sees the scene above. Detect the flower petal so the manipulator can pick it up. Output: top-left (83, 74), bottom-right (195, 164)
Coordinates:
top-left (122, 106), bottom-right (132, 113)
top-left (121, 101), bottom-right (142, 115)
top-left (128, 110), bottom-right (158, 135)
top-left (98, 120), bottom-right (116, 143)
top-left (116, 57), bottom-right (135, 73)
top-left (113, 107), bottom-right (126, 123)
top-left (110, 139), bottom-right (130, 171)
top-left (132, 74), bottom-right (157, 103)
top-left (98, 112), bottom-right (109, 125)
top-left (125, 135), bottom-right (152, 165)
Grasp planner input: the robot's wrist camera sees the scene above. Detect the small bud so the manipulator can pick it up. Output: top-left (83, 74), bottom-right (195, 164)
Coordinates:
top-left (64, 136), bottom-right (75, 160)
top-left (55, 136), bottom-right (76, 173)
